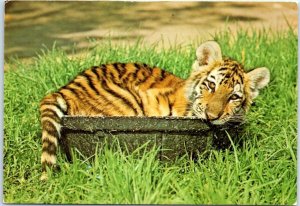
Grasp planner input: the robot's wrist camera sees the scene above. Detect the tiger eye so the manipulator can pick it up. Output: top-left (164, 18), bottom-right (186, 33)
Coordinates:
top-left (230, 94), bottom-right (240, 100)
top-left (192, 91), bottom-right (198, 98)
top-left (208, 82), bottom-right (215, 90)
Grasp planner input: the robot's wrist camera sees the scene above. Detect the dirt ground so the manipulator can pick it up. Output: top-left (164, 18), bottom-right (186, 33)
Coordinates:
top-left (5, 1), bottom-right (298, 62)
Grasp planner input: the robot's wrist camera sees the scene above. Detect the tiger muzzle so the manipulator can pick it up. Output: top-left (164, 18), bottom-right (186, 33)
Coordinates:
top-left (205, 100), bottom-right (225, 121)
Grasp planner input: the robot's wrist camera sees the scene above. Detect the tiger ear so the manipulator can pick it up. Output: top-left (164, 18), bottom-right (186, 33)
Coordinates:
top-left (247, 67), bottom-right (270, 99)
top-left (192, 41), bottom-right (223, 72)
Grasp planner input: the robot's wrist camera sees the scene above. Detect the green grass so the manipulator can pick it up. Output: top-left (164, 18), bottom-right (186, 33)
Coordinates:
top-left (4, 28), bottom-right (297, 204)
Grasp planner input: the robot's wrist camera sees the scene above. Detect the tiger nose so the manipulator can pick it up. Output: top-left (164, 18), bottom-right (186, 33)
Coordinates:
top-left (205, 110), bottom-right (220, 121)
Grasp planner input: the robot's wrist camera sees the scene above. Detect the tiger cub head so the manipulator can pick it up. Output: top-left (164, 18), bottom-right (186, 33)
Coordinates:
top-left (186, 41), bottom-right (270, 125)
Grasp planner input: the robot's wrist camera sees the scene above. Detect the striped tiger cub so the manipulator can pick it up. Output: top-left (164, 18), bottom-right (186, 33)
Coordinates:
top-left (40, 41), bottom-right (270, 180)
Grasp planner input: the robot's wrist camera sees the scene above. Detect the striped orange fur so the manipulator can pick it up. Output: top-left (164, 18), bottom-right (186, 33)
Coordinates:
top-left (40, 41), bottom-right (270, 180)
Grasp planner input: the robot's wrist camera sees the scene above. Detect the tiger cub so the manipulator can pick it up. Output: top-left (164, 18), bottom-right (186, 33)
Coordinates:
top-left (40, 41), bottom-right (270, 180)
